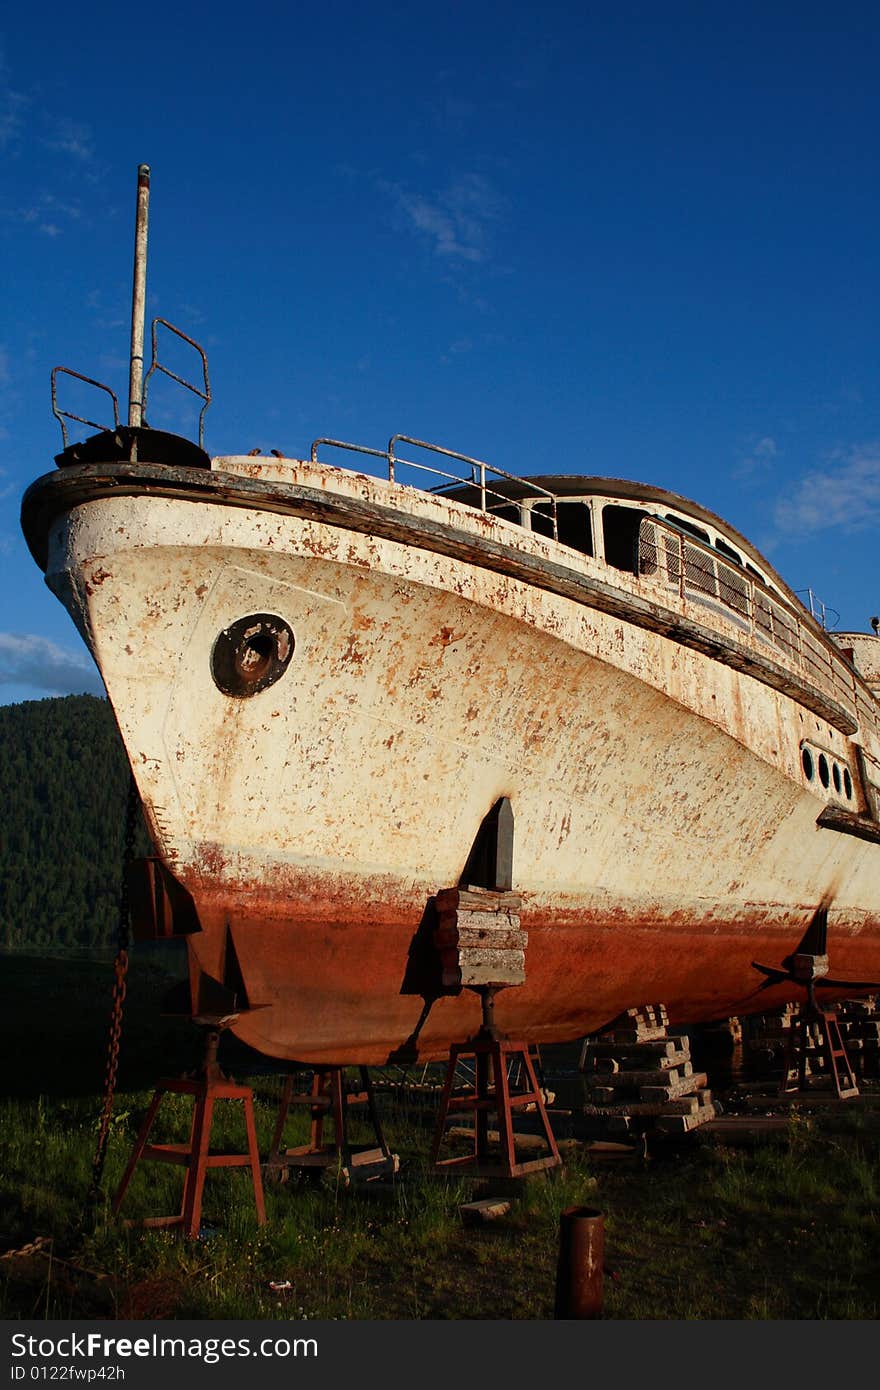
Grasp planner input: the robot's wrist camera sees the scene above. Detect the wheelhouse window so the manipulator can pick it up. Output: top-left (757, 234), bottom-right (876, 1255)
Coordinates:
top-left (714, 537), bottom-right (742, 566)
top-left (529, 501), bottom-right (593, 556)
top-left (488, 504), bottom-right (520, 525)
top-left (602, 504), bottom-right (644, 573)
top-left (666, 514), bottom-right (711, 545)
top-left (528, 502), bottom-right (555, 540)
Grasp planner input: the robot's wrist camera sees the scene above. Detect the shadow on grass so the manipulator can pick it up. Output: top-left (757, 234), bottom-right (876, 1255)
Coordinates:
top-left (0, 951), bottom-right (197, 1098)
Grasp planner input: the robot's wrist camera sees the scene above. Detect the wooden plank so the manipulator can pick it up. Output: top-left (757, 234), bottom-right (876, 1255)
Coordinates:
top-left (640, 1071), bottom-right (708, 1101)
top-left (435, 888), bottom-right (523, 913)
top-left (586, 1064), bottom-right (693, 1087)
top-left (435, 921), bottom-right (526, 950)
top-left (586, 1038), bottom-right (687, 1057)
top-left (460, 1198), bottom-right (512, 1225)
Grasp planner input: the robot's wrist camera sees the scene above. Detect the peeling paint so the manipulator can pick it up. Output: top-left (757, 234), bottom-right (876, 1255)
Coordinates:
top-left (21, 454), bottom-right (880, 1062)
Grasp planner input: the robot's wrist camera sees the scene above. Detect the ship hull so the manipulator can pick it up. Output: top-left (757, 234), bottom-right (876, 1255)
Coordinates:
top-left (28, 458), bottom-right (880, 1062)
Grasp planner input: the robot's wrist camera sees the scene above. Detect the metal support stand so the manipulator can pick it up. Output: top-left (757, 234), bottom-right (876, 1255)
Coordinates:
top-left (266, 1066), bottom-right (398, 1183)
top-left (111, 1029), bottom-right (266, 1237)
top-left (430, 987), bottom-right (562, 1178)
top-left (779, 999), bottom-right (860, 1100)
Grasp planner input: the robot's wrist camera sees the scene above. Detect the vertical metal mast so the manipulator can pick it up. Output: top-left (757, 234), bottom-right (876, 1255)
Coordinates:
top-left (127, 164), bottom-right (151, 452)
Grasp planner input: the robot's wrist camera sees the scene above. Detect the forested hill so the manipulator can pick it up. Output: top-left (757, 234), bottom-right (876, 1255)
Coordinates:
top-left (0, 695), bottom-right (135, 949)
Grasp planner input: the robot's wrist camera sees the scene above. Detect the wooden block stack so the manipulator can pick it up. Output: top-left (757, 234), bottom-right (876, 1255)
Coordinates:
top-left (433, 888), bottom-right (526, 990)
top-left (696, 1016), bottom-right (742, 1047)
top-left (837, 998), bottom-right (880, 1078)
top-left (744, 1005), bottom-right (796, 1076)
top-left (745, 1005), bottom-right (831, 1079)
top-left (579, 1004), bottom-right (717, 1137)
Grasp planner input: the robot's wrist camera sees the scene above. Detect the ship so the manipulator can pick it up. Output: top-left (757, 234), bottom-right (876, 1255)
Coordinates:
top-left (20, 168), bottom-right (880, 1066)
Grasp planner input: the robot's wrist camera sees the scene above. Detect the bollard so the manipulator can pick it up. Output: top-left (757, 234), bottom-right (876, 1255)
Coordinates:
top-left (554, 1206), bottom-right (604, 1318)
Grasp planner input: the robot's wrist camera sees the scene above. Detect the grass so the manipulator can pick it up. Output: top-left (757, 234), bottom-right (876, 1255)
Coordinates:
top-left (1, 952), bottom-right (879, 1320)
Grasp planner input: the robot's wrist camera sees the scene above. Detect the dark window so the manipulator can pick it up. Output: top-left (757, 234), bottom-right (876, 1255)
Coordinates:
top-left (558, 503), bottom-right (593, 555)
top-left (602, 504), bottom-right (644, 573)
top-left (715, 537), bottom-right (743, 566)
top-left (488, 504), bottom-right (520, 525)
top-left (530, 501), bottom-right (593, 555)
top-left (666, 514), bottom-right (711, 545)
top-left (529, 503), bottom-right (556, 540)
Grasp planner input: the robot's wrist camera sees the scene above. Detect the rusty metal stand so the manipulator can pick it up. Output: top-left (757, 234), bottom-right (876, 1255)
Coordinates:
top-left (430, 988), bottom-right (562, 1178)
top-left (779, 1002), bottom-right (859, 1100)
top-left (111, 1029), bottom-right (266, 1237)
top-left (266, 1066), bottom-right (398, 1183)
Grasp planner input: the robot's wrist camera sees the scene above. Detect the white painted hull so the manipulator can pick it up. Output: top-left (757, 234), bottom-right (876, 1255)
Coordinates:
top-left (26, 455), bottom-right (880, 1062)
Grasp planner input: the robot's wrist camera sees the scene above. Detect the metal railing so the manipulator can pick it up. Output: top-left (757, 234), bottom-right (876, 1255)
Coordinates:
top-left (310, 433), bottom-right (559, 538)
top-left (638, 516), bottom-right (864, 724)
top-left (51, 367), bottom-right (120, 449)
top-left (797, 588), bottom-right (840, 632)
top-left (302, 443), bottom-right (875, 735)
top-left (142, 318), bottom-right (211, 448)
top-left (51, 319), bottom-right (210, 451)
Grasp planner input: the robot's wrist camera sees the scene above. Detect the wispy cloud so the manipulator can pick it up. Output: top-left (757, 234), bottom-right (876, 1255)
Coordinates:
top-left (0, 633), bottom-right (104, 696)
top-left (736, 435), bottom-right (779, 478)
top-left (2, 186), bottom-right (85, 237)
top-left (43, 116), bottom-right (94, 163)
top-left (0, 50), bottom-right (28, 151)
top-left (4, 190), bottom-right (84, 237)
top-left (388, 173), bottom-right (504, 263)
top-left (0, 54), bottom-right (102, 236)
top-left (440, 336), bottom-right (474, 363)
top-left (773, 443), bottom-right (880, 536)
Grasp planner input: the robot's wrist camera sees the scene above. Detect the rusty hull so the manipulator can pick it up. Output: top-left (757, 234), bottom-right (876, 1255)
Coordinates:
top-left (24, 455), bottom-right (880, 1064)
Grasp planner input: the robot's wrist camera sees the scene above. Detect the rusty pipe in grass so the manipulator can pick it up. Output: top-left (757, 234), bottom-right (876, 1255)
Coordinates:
top-left (554, 1206), bottom-right (604, 1318)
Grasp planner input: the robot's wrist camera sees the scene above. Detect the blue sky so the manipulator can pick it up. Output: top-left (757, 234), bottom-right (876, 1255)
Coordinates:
top-left (2, 2), bottom-right (880, 704)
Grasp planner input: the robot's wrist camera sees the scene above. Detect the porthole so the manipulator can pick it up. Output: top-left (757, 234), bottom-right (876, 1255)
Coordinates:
top-left (818, 753), bottom-right (830, 789)
top-left (801, 748), bottom-right (814, 781)
top-left (832, 763), bottom-right (842, 794)
top-left (211, 613), bottom-right (294, 698)
top-left (844, 768), bottom-right (853, 800)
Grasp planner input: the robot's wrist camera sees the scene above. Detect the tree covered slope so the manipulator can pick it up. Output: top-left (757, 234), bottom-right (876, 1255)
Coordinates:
top-left (0, 696), bottom-right (134, 948)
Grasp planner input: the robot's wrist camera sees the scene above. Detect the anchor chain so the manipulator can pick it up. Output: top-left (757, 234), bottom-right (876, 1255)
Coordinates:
top-left (86, 772), bottom-right (139, 1212)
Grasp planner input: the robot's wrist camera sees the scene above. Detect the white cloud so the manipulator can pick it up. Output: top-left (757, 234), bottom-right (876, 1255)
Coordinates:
top-left (389, 173), bottom-right (504, 263)
top-left (3, 191), bottom-right (83, 236)
top-left (0, 633), bottom-right (104, 696)
top-left (736, 435), bottom-right (779, 478)
top-left (43, 116), bottom-right (94, 162)
top-left (773, 443), bottom-right (880, 536)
